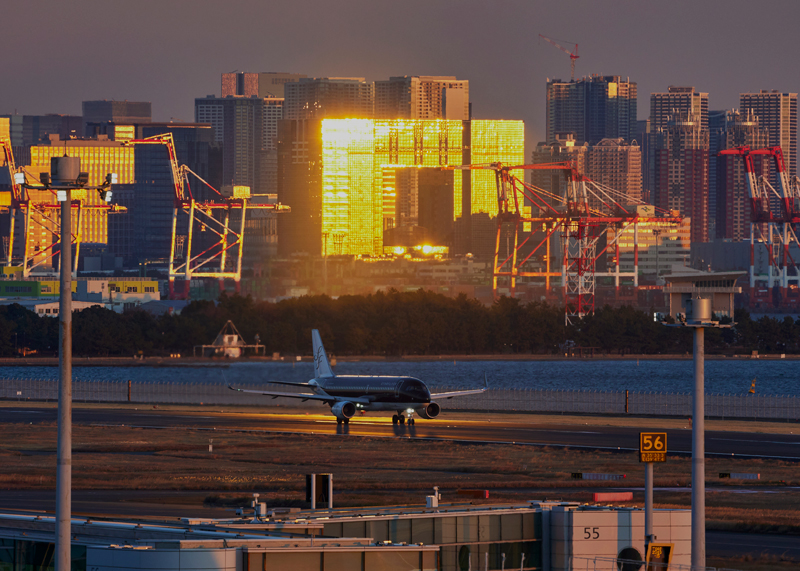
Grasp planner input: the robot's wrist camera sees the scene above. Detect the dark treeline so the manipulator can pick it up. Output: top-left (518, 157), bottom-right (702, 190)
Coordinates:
top-left (0, 289), bottom-right (797, 357)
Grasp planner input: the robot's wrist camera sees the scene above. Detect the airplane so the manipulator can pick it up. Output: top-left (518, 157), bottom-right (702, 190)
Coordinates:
top-left (228, 329), bottom-right (488, 425)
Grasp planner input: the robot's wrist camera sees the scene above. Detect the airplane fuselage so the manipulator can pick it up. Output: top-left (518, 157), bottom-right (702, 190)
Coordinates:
top-left (315, 375), bottom-right (431, 410)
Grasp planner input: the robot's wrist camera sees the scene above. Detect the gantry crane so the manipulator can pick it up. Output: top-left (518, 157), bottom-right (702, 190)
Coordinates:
top-left (2, 137), bottom-right (125, 277)
top-left (539, 34), bottom-right (580, 81)
top-left (446, 161), bottom-right (682, 324)
top-left (123, 134), bottom-right (290, 298)
top-left (720, 146), bottom-right (800, 297)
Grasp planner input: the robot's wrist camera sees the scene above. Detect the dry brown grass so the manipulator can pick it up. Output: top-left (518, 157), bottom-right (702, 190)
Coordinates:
top-left (1, 421), bottom-right (799, 535)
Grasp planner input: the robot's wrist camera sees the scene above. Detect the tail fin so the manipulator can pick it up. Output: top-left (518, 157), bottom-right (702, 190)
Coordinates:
top-left (312, 329), bottom-right (335, 379)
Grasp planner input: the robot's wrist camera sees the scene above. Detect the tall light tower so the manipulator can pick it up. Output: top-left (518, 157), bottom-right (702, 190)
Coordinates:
top-left (18, 157), bottom-right (115, 571)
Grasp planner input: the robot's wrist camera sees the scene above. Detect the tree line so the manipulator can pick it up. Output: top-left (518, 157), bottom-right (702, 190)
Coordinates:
top-left (0, 290), bottom-right (796, 357)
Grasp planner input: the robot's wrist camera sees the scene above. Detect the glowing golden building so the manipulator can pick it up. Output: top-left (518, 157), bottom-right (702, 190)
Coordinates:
top-left (26, 138), bottom-right (133, 266)
top-left (318, 119), bottom-right (523, 256)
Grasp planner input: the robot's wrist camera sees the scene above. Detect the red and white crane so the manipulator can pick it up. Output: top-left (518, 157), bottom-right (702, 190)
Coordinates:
top-left (539, 34), bottom-right (580, 81)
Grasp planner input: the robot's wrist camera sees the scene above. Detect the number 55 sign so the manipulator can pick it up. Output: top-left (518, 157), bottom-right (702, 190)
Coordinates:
top-left (639, 432), bottom-right (667, 463)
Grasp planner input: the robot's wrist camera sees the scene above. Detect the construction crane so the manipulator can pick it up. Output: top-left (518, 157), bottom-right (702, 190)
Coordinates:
top-left (2, 137), bottom-right (125, 277)
top-left (539, 34), bottom-right (580, 81)
top-left (445, 161), bottom-right (682, 324)
top-left (123, 134), bottom-right (290, 298)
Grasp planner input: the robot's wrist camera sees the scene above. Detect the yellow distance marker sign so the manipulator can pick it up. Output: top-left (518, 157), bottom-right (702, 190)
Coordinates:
top-left (639, 432), bottom-right (667, 463)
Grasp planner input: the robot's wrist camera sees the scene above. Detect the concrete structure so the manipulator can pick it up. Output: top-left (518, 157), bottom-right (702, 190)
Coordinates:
top-left (652, 110), bottom-right (710, 243)
top-left (283, 77), bottom-right (374, 120)
top-left (712, 110), bottom-right (769, 241)
top-left (546, 75), bottom-right (637, 145)
top-left (663, 266), bottom-right (744, 318)
top-left (375, 76), bottom-right (469, 120)
top-left (221, 72), bottom-right (307, 99)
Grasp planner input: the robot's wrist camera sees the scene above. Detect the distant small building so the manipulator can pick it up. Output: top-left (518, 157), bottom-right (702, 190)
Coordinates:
top-left (662, 265), bottom-right (744, 318)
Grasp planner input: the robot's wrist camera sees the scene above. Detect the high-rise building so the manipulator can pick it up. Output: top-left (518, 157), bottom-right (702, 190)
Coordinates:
top-left (283, 78), bottom-right (374, 120)
top-left (652, 110), bottom-right (710, 243)
top-left (649, 86), bottom-right (708, 196)
top-left (585, 138), bottom-right (642, 205)
top-left (739, 90), bottom-right (797, 187)
top-left (546, 75), bottom-right (637, 145)
top-left (530, 133), bottom-right (588, 200)
top-left (277, 119), bottom-right (523, 258)
top-left (714, 110), bottom-right (769, 241)
top-left (221, 72), bottom-right (307, 99)
top-left (82, 101), bottom-right (151, 136)
top-left (194, 96), bottom-right (272, 192)
top-left (375, 76), bottom-right (469, 120)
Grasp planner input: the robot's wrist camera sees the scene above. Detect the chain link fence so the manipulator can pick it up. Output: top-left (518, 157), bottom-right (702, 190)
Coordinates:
top-left (1, 377), bottom-right (799, 420)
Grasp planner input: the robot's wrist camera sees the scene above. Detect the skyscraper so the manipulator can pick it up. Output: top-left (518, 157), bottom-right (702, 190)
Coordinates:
top-left (739, 90), bottom-right (797, 186)
top-left (221, 72), bottom-right (307, 99)
top-left (374, 76), bottom-right (469, 120)
top-left (545, 75), bottom-right (637, 145)
top-left (194, 96), bottom-right (273, 192)
top-left (649, 86), bottom-right (708, 197)
top-left (714, 110), bottom-right (769, 241)
top-left (585, 138), bottom-right (642, 205)
top-left (530, 133), bottom-right (588, 199)
top-left (652, 110), bottom-right (709, 243)
top-left (277, 119), bottom-right (523, 258)
top-left (283, 78), bottom-right (374, 120)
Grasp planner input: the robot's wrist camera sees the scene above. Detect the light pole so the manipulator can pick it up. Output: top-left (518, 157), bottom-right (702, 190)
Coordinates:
top-left (18, 158), bottom-right (115, 571)
top-left (652, 228), bottom-right (662, 282)
top-left (667, 297), bottom-right (731, 570)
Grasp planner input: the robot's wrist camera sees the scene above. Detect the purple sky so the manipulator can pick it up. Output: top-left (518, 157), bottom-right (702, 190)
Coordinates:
top-left (3, 0), bottom-right (800, 154)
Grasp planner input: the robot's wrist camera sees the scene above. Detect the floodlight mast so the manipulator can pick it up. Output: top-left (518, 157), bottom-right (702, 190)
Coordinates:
top-left (16, 156), bottom-right (116, 571)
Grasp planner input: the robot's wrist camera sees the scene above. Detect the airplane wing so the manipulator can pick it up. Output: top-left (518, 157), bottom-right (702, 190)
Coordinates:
top-left (430, 374), bottom-right (489, 400)
top-left (261, 379), bottom-right (316, 388)
top-left (227, 384), bottom-right (370, 405)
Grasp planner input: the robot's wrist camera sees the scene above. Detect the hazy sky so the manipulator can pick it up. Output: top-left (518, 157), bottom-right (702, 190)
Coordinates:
top-left (3, 0), bottom-right (800, 153)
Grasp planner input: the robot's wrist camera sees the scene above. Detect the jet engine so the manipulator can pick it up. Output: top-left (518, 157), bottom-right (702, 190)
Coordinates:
top-left (331, 401), bottom-right (356, 420)
top-left (416, 402), bottom-right (441, 419)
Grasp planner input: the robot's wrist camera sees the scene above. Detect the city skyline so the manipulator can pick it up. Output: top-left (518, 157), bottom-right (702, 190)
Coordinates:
top-left (3, 0), bottom-right (800, 157)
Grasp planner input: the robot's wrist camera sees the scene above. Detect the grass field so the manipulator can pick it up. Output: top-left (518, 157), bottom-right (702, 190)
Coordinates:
top-left (1, 416), bottom-right (798, 533)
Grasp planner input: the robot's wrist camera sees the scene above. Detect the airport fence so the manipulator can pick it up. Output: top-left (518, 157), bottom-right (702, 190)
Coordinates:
top-left (1, 377), bottom-right (799, 421)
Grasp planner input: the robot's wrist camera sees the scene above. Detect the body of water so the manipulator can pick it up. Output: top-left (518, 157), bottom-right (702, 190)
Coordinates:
top-left (0, 358), bottom-right (797, 396)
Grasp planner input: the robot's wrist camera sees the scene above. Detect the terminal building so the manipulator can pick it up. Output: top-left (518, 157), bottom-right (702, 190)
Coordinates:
top-left (0, 502), bottom-right (690, 571)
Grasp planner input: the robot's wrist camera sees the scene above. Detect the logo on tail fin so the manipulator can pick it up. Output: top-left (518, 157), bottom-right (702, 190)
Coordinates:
top-left (312, 329), bottom-right (335, 379)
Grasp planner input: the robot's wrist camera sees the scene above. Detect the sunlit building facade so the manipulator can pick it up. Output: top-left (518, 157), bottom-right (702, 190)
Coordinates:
top-left (610, 216), bottom-right (691, 277)
top-left (314, 119), bottom-right (523, 257)
top-left (25, 137), bottom-right (134, 267)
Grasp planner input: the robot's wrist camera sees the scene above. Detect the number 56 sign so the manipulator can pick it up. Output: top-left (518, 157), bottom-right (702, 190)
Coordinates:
top-left (639, 432), bottom-right (667, 463)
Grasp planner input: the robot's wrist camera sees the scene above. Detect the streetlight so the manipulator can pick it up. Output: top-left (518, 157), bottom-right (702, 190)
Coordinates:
top-left (666, 298), bottom-right (732, 569)
top-left (18, 156), bottom-right (115, 571)
top-left (652, 228), bottom-right (662, 282)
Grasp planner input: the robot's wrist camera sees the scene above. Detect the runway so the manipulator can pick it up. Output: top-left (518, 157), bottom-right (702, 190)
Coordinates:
top-left (4, 406), bottom-right (800, 459)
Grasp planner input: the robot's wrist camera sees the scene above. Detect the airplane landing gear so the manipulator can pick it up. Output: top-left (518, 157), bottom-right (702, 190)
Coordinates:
top-left (392, 414), bottom-right (406, 425)
top-left (337, 418), bottom-right (350, 425)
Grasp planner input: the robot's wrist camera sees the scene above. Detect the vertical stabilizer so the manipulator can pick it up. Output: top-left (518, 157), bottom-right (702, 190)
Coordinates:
top-left (312, 329), bottom-right (335, 379)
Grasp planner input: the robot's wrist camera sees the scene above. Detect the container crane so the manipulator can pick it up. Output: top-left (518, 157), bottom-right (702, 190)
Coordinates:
top-left (445, 161), bottom-right (681, 324)
top-left (2, 137), bottom-right (125, 277)
top-left (123, 134), bottom-right (290, 298)
top-left (539, 34), bottom-right (580, 81)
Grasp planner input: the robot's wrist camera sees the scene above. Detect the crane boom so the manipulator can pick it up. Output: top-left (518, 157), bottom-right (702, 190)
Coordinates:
top-left (539, 34), bottom-right (579, 80)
